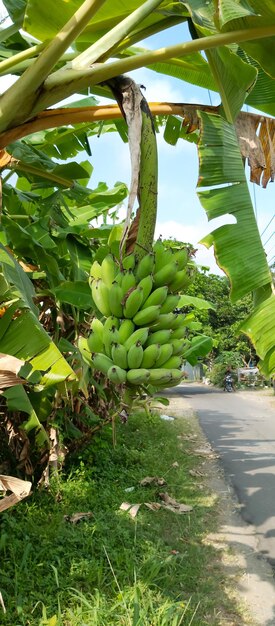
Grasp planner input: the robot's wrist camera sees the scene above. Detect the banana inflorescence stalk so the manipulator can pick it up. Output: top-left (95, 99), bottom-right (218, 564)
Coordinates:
top-left (83, 241), bottom-right (196, 391)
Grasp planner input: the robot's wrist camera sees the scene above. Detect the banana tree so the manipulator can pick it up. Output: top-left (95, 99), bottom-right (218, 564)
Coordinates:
top-left (0, 0), bottom-right (274, 376)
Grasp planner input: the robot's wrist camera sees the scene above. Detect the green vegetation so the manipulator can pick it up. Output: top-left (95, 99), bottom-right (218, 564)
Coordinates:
top-left (187, 271), bottom-right (255, 364)
top-left (1, 3), bottom-right (275, 619)
top-left (0, 409), bottom-right (247, 626)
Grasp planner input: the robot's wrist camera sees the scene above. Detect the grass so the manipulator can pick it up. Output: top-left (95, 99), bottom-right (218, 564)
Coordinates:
top-left (0, 407), bottom-right (247, 626)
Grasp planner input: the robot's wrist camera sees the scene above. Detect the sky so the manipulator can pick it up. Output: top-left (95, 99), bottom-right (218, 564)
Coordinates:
top-left (0, 8), bottom-right (274, 273)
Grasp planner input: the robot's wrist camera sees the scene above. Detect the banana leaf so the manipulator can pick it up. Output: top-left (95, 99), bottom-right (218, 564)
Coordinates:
top-left (215, 0), bottom-right (275, 78)
top-left (3, 384), bottom-right (48, 447)
top-left (239, 294), bottom-right (275, 375)
top-left (52, 281), bottom-right (94, 309)
top-left (0, 243), bottom-right (37, 313)
top-left (0, 307), bottom-right (75, 387)
top-left (23, 0), bottom-right (187, 43)
top-left (198, 112), bottom-right (271, 300)
top-left (197, 111), bottom-right (275, 375)
top-left (183, 334), bottom-right (213, 365)
top-left (178, 294), bottom-right (216, 310)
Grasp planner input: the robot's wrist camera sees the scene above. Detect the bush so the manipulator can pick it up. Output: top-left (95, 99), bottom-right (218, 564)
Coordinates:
top-left (208, 363), bottom-right (238, 388)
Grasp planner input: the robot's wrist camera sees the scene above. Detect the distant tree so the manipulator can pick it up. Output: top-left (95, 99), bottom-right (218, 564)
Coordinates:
top-left (187, 271), bottom-right (255, 365)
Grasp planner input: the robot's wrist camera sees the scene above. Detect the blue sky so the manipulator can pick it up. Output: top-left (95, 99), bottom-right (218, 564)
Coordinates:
top-left (0, 11), bottom-right (274, 273)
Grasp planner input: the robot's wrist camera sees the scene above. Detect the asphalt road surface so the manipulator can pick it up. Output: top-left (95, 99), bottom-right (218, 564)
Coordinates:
top-left (167, 384), bottom-right (275, 565)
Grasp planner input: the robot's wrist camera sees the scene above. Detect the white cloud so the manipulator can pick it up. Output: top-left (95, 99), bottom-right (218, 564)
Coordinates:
top-left (154, 218), bottom-right (237, 275)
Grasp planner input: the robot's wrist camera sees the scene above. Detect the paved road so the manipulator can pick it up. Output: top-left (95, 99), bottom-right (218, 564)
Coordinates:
top-left (167, 384), bottom-right (275, 564)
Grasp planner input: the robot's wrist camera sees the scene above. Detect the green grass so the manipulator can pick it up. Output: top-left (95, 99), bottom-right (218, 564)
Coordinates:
top-left (0, 409), bottom-right (246, 626)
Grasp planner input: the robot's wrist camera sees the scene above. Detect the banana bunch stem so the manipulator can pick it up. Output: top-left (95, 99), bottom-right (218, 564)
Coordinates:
top-left (134, 99), bottom-right (158, 260)
top-left (107, 75), bottom-right (158, 261)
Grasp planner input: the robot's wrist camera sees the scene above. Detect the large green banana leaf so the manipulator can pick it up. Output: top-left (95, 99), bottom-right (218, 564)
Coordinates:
top-left (0, 245), bottom-right (75, 386)
top-left (21, 0), bottom-right (187, 42)
top-left (183, 334), bottom-right (213, 366)
top-left (239, 295), bottom-right (275, 376)
top-left (197, 112), bottom-right (271, 300)
top-left (197, 111), bottom-right (275, 374)
top-left (0, 305), bottom-right (75, 387)
top-left (215, 0), bottom-right (275, 77)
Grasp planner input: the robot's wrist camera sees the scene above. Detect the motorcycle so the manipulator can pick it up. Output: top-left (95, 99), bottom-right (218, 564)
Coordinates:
top-left (224, 374), bottom-right (234, 392)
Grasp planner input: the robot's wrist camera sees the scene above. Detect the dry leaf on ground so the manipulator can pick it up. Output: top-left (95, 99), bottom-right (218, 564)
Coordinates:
top-left (120, 492), bottom-right (193, 517)
top-left (119, 502), bottom-right (141, 518)
top-left (194, 446), bottom-right (219, 459)
top-left (64, 512), bottom-right (93, 524)
top-left (189, 469), bottom-right (207, 478)
top-left (177, 434), bottom-right (197, 442)
top-left (159, 492), bottom-right (193, 514)
top-left (144, 502), bottom-right (162, 511)
top-left (0, 474), bottom-right (32, 513)
top-left (172, 461), bottom-right (179, 468)
top-left (140, 476), bottom-right (166, 487)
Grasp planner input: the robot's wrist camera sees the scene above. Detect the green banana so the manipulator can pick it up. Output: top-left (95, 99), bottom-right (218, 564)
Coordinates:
top-left (170, 314), bottom-right (186, 329)
top-left (133, 305), bottom-right (161, 326)
top-left (107, 365), bottom-right (127, 384)
top-left (104, 316), bottom-right (119, 331)
top-left (126, 368), bottom-right (150, 385)
top-left (157, 369), bottom-right (184, 387)
top-left (170, 368), bottom-right (184, 382)
top-left (78, 337), bottom-right (94, 366)
top-left (101, 254), bottom-right (117, 288)
top-left (135, 253), bottom-right (155, 281)
top-left (87, 329), bottom-right (103, 353)
top-left (93, 352), bottom-right (114, 375)
top-left (148, 368), bottom-right (172, 385)
top-left (91, 279), bottom-right (111, 317)
top-left (103, 326), bottom-right (120, 358)
top-left (171, 327), bottom-right (186, 340)
top-left (89, 260), bottom-right (102, 280)
top-left (171, 339), bottom-right (187, 355)
top-left (108, 282), bottom-right (124, 318)
top-left (124, 328), bottom-right (149, 351)
top-left (91, 317), bottom-right (104, 334)
top-left (154, 343), bottom-right (173, 367)
top-left (169, 369), bottom-right (184, 384)
top-left (168, 268), bottom-right (191, 293)
top-left (153, 240), bottom-right (172, 272)
top-left (153, 261), bottom-right (178, 288)
top-left (127, 341), bottom-right (144, 369)
top-left (113, 270), bottom-right (124, 286)
top-left (123, 286), bottom-right (144, 319)
top-left (112, 343), bottom-right (128, 370)
top-left (141, 344), bottom-right (161, 368)
top-left (150, 312), bottom-right (176, 331)
top-left (121, 270), bottom-right (136, 295)
top-left (118, 319), bottom-right (135, 344)
top-left (173, 248), bottom-right (188, 270)
top-left (141, 286), bottom-right (168, 309)
top-left (122, 253), bottom-right (136, 271)
top-left (139, 275), bottom-right (154, 304)
top-left (146, 329), bottom-right (172, 346)
top-left (160, 294), bottom-right (180, 314)
top-left (161, 355), bottom-right (182, 369)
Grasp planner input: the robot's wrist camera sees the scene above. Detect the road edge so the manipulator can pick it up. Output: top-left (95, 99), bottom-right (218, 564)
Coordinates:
top-left (166, 389), bottom-right (275, 626)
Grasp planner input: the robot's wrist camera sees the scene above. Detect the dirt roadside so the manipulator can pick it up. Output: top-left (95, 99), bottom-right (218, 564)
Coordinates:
top-left (166, 389), bottom-right (275, 626)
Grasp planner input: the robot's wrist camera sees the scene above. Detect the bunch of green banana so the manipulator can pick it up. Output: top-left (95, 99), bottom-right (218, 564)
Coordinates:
top-left (87, 243), bottom-right (196, 389)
